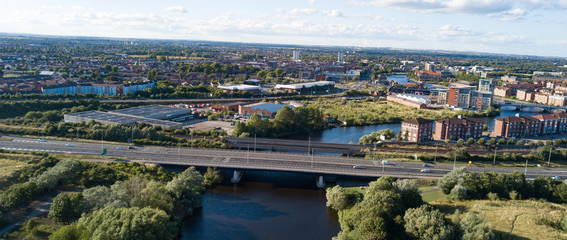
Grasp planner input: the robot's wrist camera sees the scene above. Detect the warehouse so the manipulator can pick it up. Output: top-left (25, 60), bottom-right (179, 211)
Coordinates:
top-left (64, 105), bottom-right (190, 129)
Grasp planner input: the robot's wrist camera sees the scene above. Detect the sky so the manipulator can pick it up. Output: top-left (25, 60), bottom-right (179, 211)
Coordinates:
top-left (1, 0), bottom-right (567, 57)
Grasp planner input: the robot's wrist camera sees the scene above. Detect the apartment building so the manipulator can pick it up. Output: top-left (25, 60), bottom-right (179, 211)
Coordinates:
top-left (433, 116), bottom-right (483, 140)
top-left (493, 116), bottom-right (541, 138)
top-left (400, 118), bottom-right (434, 142)
top-left (447, 87), bottom-right (493, 111)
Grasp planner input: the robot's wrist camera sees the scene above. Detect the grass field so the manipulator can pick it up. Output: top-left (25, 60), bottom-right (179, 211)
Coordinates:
top-left (0, 157), bottom-right (31, 189)
top-left (431, 199), bottom-right (567, 240)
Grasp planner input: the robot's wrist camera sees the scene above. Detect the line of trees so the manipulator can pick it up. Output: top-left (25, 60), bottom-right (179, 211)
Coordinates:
top-left (438, 167), bottom-right (567, 203)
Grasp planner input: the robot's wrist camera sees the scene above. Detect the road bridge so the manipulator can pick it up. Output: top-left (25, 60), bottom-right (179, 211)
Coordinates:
top-left (1, 136), bottom-right (566, 181)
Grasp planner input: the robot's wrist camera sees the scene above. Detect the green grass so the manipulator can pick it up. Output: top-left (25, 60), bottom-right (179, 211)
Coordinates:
top-left (421, 190), bottom-right (445, 203)
top-left (431, 199), bottom-right (567, 240)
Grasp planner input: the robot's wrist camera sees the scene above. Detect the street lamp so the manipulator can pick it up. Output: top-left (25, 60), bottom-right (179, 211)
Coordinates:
top-left (493, 146), bottom-right (497, 165)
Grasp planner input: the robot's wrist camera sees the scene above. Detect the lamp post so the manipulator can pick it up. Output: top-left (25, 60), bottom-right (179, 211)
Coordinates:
top-left (493, 146), bottom-right (497, 165)
top-left (254, 134), bottom-right (257, 153)
top-left (434, 144), bottom-right (438, 163)
top-left (548, 146), bottom-right (553, 166)
top-left (453, 155), bottom-right (456, 169)
top-left (308, 137), bottom-right (311, 156)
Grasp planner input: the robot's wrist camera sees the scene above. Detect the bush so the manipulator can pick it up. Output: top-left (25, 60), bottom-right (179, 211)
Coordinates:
top-left (509, 190), bottom-right (520, 200)
top-left (516, 140), bottom-right (525, 145)
top-left (477, 138), bottom-right (486, 145)
top-left (404, 205), bottom-right (454, 240)
top-left (466, 138), bottom-right (475, 145)
top-left (487, 138), bottom-right (496, 145)
top-left (487, 192), bottom-right (499, 201)
top-left (507, 139), bottom-right (515, 145)
top-left (450, 184), bottom-right (468, 200)
top-left (458, 212), bottom-right (495, 240)
top-left (457, 139), bottom-right (465, 145)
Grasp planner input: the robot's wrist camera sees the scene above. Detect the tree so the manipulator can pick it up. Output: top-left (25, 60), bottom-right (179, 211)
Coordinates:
top-left (393, 179), bottom-right (423, 209)
top-left (404, 205), bottom-right (454, 240)
top-left (507, 138), bottom-right (515, 145)
top-left (438, 167), bottom-right (467, 194)
top-left (82, 186), bottom-right (115, 212)
top-left (457, 139), bottom-right (465, 145)
top-left (203, 167), bottom-right (223, 187)
top-left (166, 166), bottom-right (205, 218)
top-left (130, 180), bottom-right (174, 213)
top-left (458, 212), bottom-right (495, 240)
top-left (487, 138), bottom-right (497, 146)
top-left (467, 138), bottom-right (475, 145)
top-left (49, 192), bottom-right (84, 223)
top-left (498, 138), bottom-right (507, 145)
top-left (78, 206), bottom-right (177, 240)
top-left (326, 185), bottom-right (348, 211)
top-left (477, 138), bottom-right (486, 145)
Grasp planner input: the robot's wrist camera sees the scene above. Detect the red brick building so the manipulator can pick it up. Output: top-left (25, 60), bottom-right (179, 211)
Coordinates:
top-left (401, 118), bottom-right (434, 142)
top-left (493, 116), bottom-right (541, 138)
top-left (433, 117), bottom-right (483, 141)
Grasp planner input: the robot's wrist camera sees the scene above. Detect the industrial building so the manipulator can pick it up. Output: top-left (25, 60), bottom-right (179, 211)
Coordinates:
top-left (64, 105), bottom-right (192, 129)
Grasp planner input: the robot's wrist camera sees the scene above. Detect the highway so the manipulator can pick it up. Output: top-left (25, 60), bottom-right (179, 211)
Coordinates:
top-left (2, 136), bottom-right (567, 179)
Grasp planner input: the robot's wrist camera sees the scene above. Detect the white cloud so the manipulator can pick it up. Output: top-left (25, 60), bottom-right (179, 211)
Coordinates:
top-left (491, 8), bottom-right (527, 21)
top-left (308, 0), bottom-right (316, 4)
top-left (350, 0), bottom-right (567, 18)
top-left (164, 6), bottom-right (187, 13)
top-left (289, 8), bottom-right (318, 16)
top-left (323, 9), bottom-right (346, 18)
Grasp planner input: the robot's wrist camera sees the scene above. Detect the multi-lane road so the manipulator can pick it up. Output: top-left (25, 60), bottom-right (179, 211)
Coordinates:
top-left (2, 136), bottom-right (567, 179)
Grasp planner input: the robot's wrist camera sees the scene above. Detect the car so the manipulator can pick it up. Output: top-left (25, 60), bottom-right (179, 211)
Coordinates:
top-left (382, 160), bottom-right (391, 165)
top-left (420, 169), bottom-right (431, 173)
top-left (38, 138), bottom-right (46, 142)
top-left (117, 147), bottom-right (126, 150)
top-left (65, 144), bottom-right (73, 147)
top-left (352, 165), bottom-right (363, 169)
top-left (552, 176), bottom-right (561, 180)
top-left (423, 164), bottom-right (430, 167)
top-left (128, 146), bottom-right (136, 149)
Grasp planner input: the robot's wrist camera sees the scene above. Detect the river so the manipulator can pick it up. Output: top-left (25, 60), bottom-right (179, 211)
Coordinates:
top-left (181, 170), bottom-right (343, 240)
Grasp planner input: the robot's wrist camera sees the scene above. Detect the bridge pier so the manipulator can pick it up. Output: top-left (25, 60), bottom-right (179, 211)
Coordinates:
top-left (316, 176), bottom-right (325, 188)
top-left (231, 170), bottom-right (244, 183)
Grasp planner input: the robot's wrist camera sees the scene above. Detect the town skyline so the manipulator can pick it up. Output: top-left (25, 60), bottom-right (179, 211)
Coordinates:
top-left (1, 0), bottom-right (567, 57)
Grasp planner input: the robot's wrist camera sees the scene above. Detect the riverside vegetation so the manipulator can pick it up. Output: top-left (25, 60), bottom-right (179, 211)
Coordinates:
top-left (327, 168), bottom-right (567, 240)
top-left (0, 150), bottom-right (223, 239)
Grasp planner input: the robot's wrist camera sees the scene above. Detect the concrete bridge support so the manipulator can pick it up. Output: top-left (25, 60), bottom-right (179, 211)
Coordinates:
top-left (316, 176), bottom-right (325, 188)
top-left (231, 170), bottom-right (244, 183)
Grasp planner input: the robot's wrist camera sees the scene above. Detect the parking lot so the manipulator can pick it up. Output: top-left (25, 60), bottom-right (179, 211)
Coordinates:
top-left (188, 121), bottom-right (235, 135)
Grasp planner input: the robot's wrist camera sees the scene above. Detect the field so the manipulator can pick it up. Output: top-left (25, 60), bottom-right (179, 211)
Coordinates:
top-left (309, 98), bottom-right (494, 126)
top-left (0, 157), bottom-right (31, 189)
top-left (432, 199), bottom-right (567, 240)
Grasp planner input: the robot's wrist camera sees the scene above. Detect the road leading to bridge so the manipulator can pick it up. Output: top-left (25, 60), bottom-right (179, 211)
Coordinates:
top-left (1, 136), bottom-right (565, 179)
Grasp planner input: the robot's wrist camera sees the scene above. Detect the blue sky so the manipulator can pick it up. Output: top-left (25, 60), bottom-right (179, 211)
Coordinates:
top-left (1, 0), bottom-right (567, 57)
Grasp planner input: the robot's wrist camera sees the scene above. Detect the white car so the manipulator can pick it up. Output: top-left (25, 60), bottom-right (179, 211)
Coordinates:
top-left (65, 144), bottom-right (73, 147)
top-left (552, 176), bottom-right (561, 180)
top-left (38, 139), bottom-right (46, 142)
top-left (382, 160), bottom-right (391, 165)
top-left (421, 169), bottom-right (431, 173)
top-left (116, 147), bottom-right (126, 150)
top-left (353, 165), bottom-right (363, 169)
